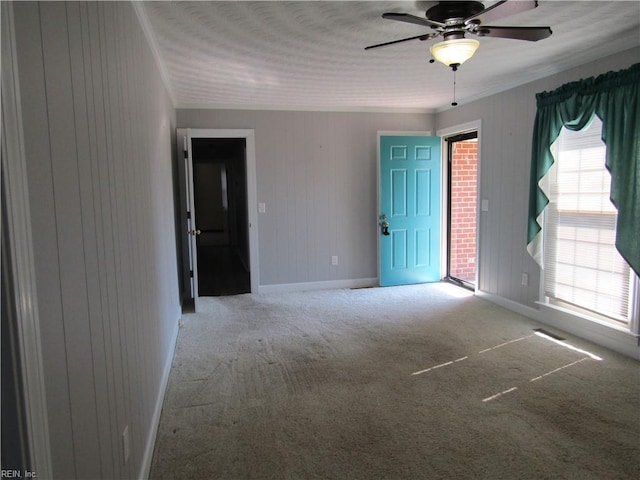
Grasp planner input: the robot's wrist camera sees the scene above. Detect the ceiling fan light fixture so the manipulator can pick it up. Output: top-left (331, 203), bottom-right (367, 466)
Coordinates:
top-left (430, 38), bottom-right (479, 68)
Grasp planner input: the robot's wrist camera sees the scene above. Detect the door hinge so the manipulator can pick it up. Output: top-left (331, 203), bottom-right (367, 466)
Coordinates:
top-left (187, 211), bottom-right (191, 219)
top-left (190, 270), bottom-right (193, 278)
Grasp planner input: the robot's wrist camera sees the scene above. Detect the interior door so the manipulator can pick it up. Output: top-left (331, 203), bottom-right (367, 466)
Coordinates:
top-left (184, 130), bottom-right (201, 311)
top-left (178, 128), bottom-right (259, 311)
top-left (379, 135), bottom-right (441, 286)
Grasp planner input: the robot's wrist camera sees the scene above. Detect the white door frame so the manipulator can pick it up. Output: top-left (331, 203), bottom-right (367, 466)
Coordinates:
top-left (1, 2), bottom-right (52, 475)
top-left (179, 128), bottom-right (260, 308)
top-left (437, 120), bottom-right (482, 290)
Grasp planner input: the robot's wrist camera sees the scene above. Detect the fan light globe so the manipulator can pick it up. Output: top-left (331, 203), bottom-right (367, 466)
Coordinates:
top-left (430, 38), bottom-right (480, 68)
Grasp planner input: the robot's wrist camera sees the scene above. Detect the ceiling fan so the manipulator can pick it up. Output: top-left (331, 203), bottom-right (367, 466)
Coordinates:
top-left (365, 0), bottom-right (552, 71)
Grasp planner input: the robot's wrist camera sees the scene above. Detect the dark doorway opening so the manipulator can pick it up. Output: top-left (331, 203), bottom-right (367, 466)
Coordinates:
top-left (192, 138), bottom-right (250, 296)
top-left (446, 131), bottom-right (478, 289)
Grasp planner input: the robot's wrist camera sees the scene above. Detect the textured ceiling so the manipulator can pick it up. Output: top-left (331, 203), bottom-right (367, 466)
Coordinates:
top-left (138, 1), bottom-right (640, 112)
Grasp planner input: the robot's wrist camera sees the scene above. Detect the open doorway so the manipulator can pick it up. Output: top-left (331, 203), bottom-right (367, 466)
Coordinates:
top-left (446, 132), bottom-right (478, 289)
top-left (178, 128), bottom-right (259, 311)
top-left (191, 138), bottom-right (250, 296)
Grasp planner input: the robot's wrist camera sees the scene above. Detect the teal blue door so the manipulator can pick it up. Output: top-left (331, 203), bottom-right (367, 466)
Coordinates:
top-left (379, 135), bottom-right (441, 286)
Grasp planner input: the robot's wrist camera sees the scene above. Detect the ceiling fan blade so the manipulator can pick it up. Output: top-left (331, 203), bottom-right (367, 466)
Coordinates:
top-left (473, 25), bottom-right (552, 41)
top-left (382, 12), bottom-right (445, 29)
top-left (365, 33), bottom-right (436, 51)
top-left (465, 0), bottom-right (538, 26)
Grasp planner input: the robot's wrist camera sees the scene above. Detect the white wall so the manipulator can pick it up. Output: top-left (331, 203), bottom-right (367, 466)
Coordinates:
top-left (435, 47), bottom-right (639, 309)
top-left (11, 2), bottom-right (180, 478)
top-left (177, 110), bottom-right (434, 287)
top-left (178, 50), bottom-right (639, 356)
top-left (435, 47), bottom-right (640, 358)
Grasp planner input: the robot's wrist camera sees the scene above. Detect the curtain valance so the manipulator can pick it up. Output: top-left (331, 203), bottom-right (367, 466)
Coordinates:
top-left (527, 63), bottom-right (640, 277)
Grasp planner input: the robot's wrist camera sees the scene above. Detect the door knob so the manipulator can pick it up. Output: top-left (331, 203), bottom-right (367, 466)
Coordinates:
top-left (379, 214), bottom-right (390, 236)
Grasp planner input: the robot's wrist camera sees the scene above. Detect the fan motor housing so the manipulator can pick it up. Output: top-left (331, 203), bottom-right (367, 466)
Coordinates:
top-left (425, 1), bottom-right (485, 24)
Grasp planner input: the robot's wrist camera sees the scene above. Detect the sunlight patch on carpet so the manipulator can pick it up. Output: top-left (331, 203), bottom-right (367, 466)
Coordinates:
top-left (410, 329), bottom-right (603, 404)
top-left (534, 330), bottom-right (603, 361)
top-left (482, 387), bottom-right (519, 403)
top-left (478, 334), bottom-right (535, 354)
top-left (431, 282), bottom-right (474, 298)
top-left (529, 357), bottom-right (590, 383)
top-left (411, 356), bottom-right (468, 376)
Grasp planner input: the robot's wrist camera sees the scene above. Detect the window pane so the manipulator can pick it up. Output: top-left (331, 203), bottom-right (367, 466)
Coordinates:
top-left (544, 116), bottom-right (631, 323)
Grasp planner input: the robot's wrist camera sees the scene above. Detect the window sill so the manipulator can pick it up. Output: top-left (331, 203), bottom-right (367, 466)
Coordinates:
top-left (535, 301), bottom-right (639, 360)
top-left (476, 291), bottom-right (639, 358)
top-left (535, 301), bottom-right (633, 336)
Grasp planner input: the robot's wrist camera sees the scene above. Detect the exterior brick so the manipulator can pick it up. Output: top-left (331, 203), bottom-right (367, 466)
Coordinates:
top-left (450, 139), bottom-right (477, 283)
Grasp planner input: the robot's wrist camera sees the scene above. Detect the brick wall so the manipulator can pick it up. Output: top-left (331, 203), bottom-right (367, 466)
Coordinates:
top-left (450, 140), bottom-right (477, 282)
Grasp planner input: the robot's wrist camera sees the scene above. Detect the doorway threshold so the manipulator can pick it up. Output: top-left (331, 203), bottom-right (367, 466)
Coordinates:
top-left (445, 276), bottom-right (475, 292)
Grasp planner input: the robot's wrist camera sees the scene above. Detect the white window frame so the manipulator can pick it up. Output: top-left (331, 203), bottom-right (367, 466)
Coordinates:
top-left (540, 117), bottom-right (639, 335)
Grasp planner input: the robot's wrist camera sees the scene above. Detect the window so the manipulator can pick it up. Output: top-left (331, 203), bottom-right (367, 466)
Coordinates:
top-left (543, 115), bottom-right (635, 325)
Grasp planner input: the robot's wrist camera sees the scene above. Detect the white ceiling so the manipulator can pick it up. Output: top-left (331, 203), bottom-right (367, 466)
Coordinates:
top-left (138, 1), bottom-right (640, 112)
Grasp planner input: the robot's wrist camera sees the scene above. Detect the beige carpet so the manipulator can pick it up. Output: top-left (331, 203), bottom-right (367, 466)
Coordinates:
top-left (150, 283), bottom-right (639, 479)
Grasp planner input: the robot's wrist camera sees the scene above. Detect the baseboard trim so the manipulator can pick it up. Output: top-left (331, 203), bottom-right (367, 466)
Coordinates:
top-left (259, 277), bottom-right (378, 294)
top-left (138, 317), bottom-right (181, 480)
top-left (476, 290), bottom-right (639, 360)
top-left (475, 290), bottom-right (540, 319)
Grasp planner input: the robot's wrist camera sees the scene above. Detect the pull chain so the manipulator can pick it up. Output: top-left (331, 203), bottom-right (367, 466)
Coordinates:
top-left (451, 68), bottom-right (458, 107)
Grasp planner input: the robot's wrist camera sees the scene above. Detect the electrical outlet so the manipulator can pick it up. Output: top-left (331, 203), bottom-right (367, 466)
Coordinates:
top-left (521, 273), bottom-right (529, 286)
top-left (122, 425), bottom-right (130, 464)
top-left (331, 256), bottom-right (338, 266)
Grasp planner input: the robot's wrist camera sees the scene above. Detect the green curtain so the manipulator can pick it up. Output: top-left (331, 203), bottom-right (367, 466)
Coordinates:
top-left (527, 63), bottom-right (640, 277)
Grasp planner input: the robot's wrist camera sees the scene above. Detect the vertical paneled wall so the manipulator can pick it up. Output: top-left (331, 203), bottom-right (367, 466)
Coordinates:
top-left (177, 109), bottom-right (434, 287)
top-left (12, 2), bottom-right (180, 478)
top-left (435, 47), bottom-right (640, 309)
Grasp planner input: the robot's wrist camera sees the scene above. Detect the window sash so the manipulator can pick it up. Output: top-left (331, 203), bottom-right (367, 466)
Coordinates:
top-left (543, 118), bottom-right (631, 324)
